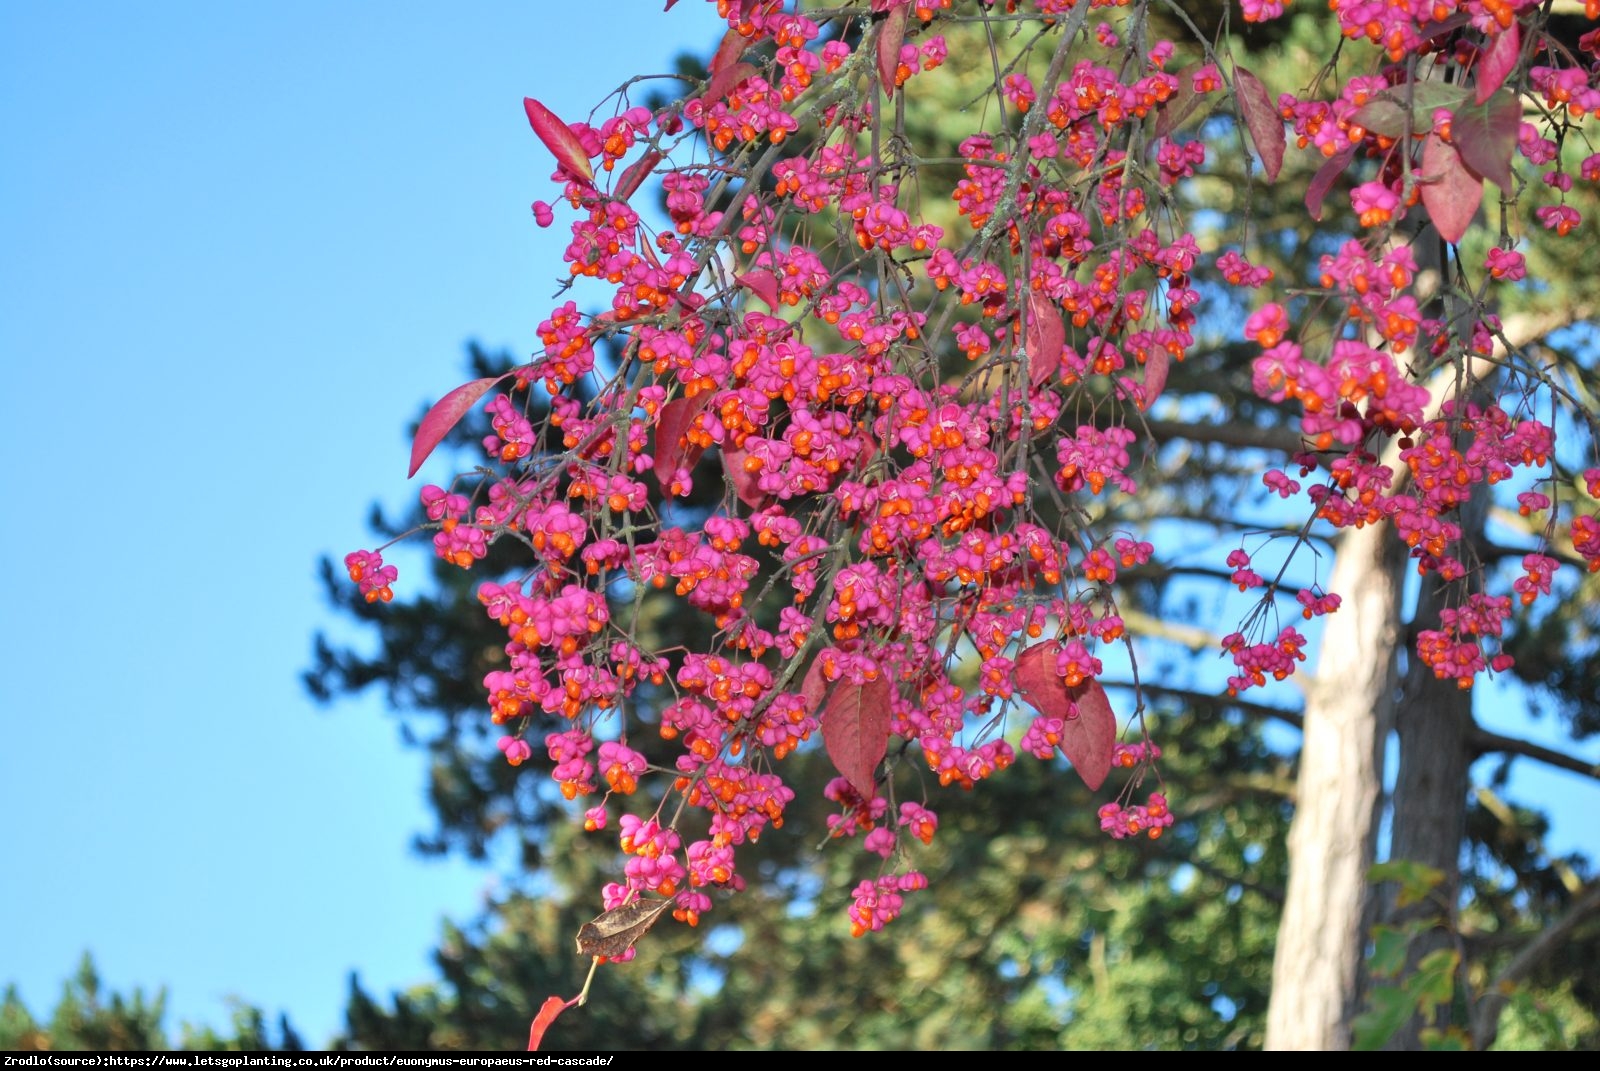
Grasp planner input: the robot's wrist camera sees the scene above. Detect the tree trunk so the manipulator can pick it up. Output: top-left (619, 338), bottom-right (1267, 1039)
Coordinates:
top-left (1264, 521), bottom-right (1405, 1049)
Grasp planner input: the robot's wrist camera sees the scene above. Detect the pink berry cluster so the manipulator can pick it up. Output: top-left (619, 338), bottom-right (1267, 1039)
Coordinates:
top-left (349, 0), bottom-right (1600, 944)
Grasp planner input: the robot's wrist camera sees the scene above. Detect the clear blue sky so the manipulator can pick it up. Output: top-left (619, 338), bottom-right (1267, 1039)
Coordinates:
top-left (3, 0), bottom-right (1597, 1051)
top-left (0, 1), bottom-right (714, 1046)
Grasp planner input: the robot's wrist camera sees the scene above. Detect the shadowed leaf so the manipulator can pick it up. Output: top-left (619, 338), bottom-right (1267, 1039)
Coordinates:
top-left (1025, 291), bottom-right (1064, 387)
top-left (575, 897), bottom-right (675, 959)
top-left (704, 61), bottom-right (758, 106)
top-left (877, 4), bottom-right (908, 99)
top-left (614, 150), bottom-right (664, 203)
top-left (1015, 643), bottom-right (1117, 790)
top-left (1234, 65), bottom-right (1284, 181)
top-left (654, 396), bottom-right (708, 495)
top-left (1453, 90), bottom-right (1518, 190)
top-left (1141, 349), bottom-right (1170, 409)
top-left (1419, 133), bottom-right (1482, 243)
top-left (721, 444), bottom-right (768, 507)
top-left (822, 674), bottom-right (891, 796)
top-left (1306, 145), bottom-right (1356, 220)
top-left (1154, 71), bottom-right (1203, 140)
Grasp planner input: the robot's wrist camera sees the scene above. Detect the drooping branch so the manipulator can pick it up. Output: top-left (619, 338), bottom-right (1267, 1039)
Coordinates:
top-left (1470, 880), bottom-right (1600, 1049)
top-left (1468, 725), bottom-right (1600, 783)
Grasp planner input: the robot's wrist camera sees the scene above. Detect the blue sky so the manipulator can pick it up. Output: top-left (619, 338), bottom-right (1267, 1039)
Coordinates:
top-left (0, 1), bottom-right (715, 1045)
top-left (3, 0), bottom-right (1598, 1051)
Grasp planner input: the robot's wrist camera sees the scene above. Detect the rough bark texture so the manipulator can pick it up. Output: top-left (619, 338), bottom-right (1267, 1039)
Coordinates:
top-left (1264, 522), bottom-right (1405, 1050)
top-left (1380, 494), bottom-right (1486, 1050)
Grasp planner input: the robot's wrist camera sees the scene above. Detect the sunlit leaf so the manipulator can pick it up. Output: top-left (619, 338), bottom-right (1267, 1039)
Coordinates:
top-left (526, 996), bottom-right (568, 1051)
top-left (523, 98), bottom-right (595, 186)
top-left (408, 374), bottom-right (511, 478)
top-left (1476, 21), bottom-right (1520, 104)
top-left (736, 269), bottom-right (782, 311)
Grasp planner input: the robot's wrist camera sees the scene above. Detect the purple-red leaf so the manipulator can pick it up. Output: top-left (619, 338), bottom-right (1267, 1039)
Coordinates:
top-left (1060, 680), bottom-right (1117, 791)
top-left (1141, 349), bottom-right (1171, 409)
top-left (1014, 642), bottom-right (1117, 790)
top-left (1024, 291), bottom-right (1064, 387)
top-left (709, 26), bottom-right (745, 74)
top-left (703, 61), bottom-right (758, 106)
top-left (527, 996), bottom-right (569, 1051)
top-left (821, 674), bottom-right (891, 797)
top-left (721, 444), bottom-right (768, 508)
top-left (409, 374), bottom-right (510, 478)
top-left (877, 3), bottom-right (908, 99)
top-left (653, 396), bottom-right (708, 495)
top-left (1153, 71), bottom-right (1202, 140)
top-left (1419, 133), bottom-right (1483, 244)
top-left (1014, 642), bottom-right (1069, 720)
top-left (1306, 145), bottom-right (1356, 221)
top-left (1476, 20), bottom-right (1520, 104)
top-left (800, 656), bottom-right (829, 713)
top-left (524, 98), bottom-right (595, 187)
top-left (614, 150), bottom-right (663, 203)
top-left (736, 269), bottom-right (782, 311)
top-left (1452, 90), bottom-right (1519, 191)
top-left (1233, 65), bottom-right (1284, 182)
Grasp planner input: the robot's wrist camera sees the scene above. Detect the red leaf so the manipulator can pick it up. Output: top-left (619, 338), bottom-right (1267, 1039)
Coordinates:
top-left (800, 656), bottom-right (829, 712)
top-left (709, 26), bottom-right (745, 75)
top-left (1024, 291), bottom-right (1064, 387)
top-left (523, 98), bottom-right (595, 187)
top-left (1419, 133), bottom-right (1483, 244)
top-left (614, 150), bottom-right (663, 203)
top-left (877, 4), bottom-right (908, 99)
top-left (703, 61), bottom-right (758, 106)
top-left (1476, 20), bottom-right (1520, 104)
top-left (1014, 642), bottom-right (1069, 719)
top-left (1141, 349), bottom-right (1170, 409)
top-left (1452, 90), bottom-right (1519, 191)
top-left (653, 396), bottom-right (708, 495)
top-left (1060, 680), bottom-right (1117, 791)
top-left (721, 444), bottom-right (768, 508)
top-left (1305, 145), bottom-right (1356, 221)
top-left (1233, 65), bottom-right (1284, 182)
top-left (736, 269), bottom-right (782, 311)
top-left (1014, 642), bottom-right (1117, 790)
top-left (408, 374), bottom-right (511, 478)
top-left (821, 674), bottom-right (891, 796)
top-left (527, 996), bottom-right (568, 1051)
